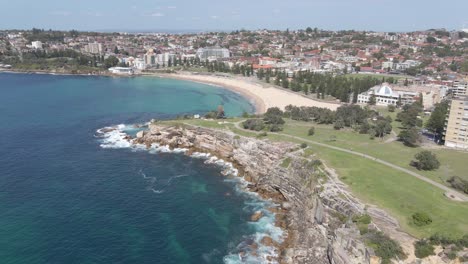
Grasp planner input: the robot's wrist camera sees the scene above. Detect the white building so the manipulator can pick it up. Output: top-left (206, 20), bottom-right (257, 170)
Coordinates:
top-left (196, 47), bottom-right (230, 61)
top-left (357, 83), bottom-right (418, 106)
top-left (31, 41), bottom-right (43, 49)
top-left (84, 43), bottom-right (102, 55)
top-left (108, 67), bottom-right (134, 75)
top-left (382, 61), bottom-right (394, 70)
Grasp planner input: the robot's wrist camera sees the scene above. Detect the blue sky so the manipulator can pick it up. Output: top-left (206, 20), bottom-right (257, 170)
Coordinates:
top-left (0, 0), bottom-right (467, 32)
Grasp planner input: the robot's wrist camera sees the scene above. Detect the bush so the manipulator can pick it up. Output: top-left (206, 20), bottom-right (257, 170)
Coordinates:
top-left (269, 124), bottom-right (283, 132)
top-left (412, 212), bottom-right (432, 226)
top-left (333, 118), bottom-right (345, 130)
top-left (257, 132), bottom-right (267, 138)
top-left (352, 214), bottom-right (372, 225)
top-left (388, 104), bottom-right (396, 112)
top-left (412, 151), bottom-right (440, 171)
top-left (308, 127), bottom-right (315, 136)
top-left (414, 239), bottom-right (435, 259)
top-left (300, 143), bottom-right (308, 148)
top-left (364, 231), bottom-right (406, 263)
top-left (242, 119), bottom-right (265, 131)
top-left (447, 176), bottom-right (468, 194)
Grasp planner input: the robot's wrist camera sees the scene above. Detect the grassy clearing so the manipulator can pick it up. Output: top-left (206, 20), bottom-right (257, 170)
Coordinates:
top-left (281, 119), bottom-right (468, 184)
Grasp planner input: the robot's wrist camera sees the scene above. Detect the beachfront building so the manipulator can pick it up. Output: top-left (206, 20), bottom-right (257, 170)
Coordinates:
top-left (196, 47), bottom-right (230, 61)
top-left (357, 83), bottom-right (418, 106)
top-left (444, 89), bottom-right (468, 150)
top-left (108, 67), bottom-right (134, 75)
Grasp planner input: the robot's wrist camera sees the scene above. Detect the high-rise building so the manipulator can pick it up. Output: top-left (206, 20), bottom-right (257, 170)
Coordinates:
top-left (84, 43), bottom-right (102, 54)
top-left (444, 88), bottom-right (468, 150)
top-left (196, 47), bottom-right (230, 61)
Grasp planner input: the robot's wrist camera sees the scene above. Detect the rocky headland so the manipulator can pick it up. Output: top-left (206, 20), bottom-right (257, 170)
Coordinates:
top-left (118, 121), bottom-right (457, 264)
top-left (129, 122), bottom-right (379, 263)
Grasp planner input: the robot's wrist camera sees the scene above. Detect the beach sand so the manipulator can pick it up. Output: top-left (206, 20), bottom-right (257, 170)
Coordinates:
top-left (153, 72), bottom-right (340, 114)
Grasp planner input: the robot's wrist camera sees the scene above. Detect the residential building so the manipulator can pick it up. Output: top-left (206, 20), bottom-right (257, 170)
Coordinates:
top-left (84, 42), bottom-right (102, 54)
top-left (108, 67), bottom-right (134, 75)
top-left (196, 47), bottom-right (230, 61)
top-left (31, 41), bottom-right (43, 49)
top-left (444, 89), bottom-right (468, 150)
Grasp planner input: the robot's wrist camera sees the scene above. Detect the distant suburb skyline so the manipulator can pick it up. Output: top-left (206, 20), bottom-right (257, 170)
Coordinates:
top-left (0, 0), bottom-right (467, 32)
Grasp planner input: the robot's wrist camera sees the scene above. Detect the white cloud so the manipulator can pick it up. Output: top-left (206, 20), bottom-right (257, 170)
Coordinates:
top-left (210, 15), bottom-right (219, 19)
top-left (167, 6), bottom-right (177, 9)
top-left (273, 9), bottom-right (281, 14)
top-left (49, 11), bottom-right (71, 16)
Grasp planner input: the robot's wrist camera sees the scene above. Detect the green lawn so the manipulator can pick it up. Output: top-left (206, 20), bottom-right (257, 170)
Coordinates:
top-left (160, 118), bottom-right (468, 238)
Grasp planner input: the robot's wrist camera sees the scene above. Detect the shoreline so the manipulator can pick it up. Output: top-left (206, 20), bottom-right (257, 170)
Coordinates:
top-left (1, 69), bottom-right (341, 114)
top-left (150, 72), bottom-right (267, 114)
top-left (148, 72), bottom-right (341, 114)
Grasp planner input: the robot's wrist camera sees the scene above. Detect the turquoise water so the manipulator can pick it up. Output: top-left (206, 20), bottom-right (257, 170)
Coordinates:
top-left (0, 73), bottom-right (281, 263)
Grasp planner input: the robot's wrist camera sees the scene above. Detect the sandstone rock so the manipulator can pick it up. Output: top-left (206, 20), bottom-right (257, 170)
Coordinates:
top-left (251, 211), bottom-right (263, 222)
top-left (136, 131), bottom-right (145, 139)
top-left (261, 236), bottom-right (275, 247)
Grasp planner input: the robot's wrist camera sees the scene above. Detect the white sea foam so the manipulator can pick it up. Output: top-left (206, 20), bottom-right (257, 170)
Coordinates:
top-left (97, 123), bottom-right (284, 263)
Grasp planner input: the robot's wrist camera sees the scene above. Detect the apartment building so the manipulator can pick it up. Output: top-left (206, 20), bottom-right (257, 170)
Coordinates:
top-left (444, 89), bottom-right (468, 150)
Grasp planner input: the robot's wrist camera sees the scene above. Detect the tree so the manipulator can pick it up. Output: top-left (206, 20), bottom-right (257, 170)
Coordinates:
top-left (216, 105), bottom-right (225, 119)
top-left (426, 36), bottom-right (437, 44)
top-left (333, 118), bottom-right (345, 130)
top-left (387, 104), bottom-right (396, 112)
top-left (368, 94), bottom-right (376, 105)
top-left (412, 151), bottom-right (440, 170)
top-left (114, 46), bottom-right (119, 54)
top-left (398, 127), bottom-right (420, 147)
top-left (104, 56), bottom-right (119, 68)
top-left (425, 100), bottom-right (449, 139)
top-left (308, 127), bottom-right (315, 136)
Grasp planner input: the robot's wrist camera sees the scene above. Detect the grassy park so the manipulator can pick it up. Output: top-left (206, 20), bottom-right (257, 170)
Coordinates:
top-left (162, 117), bottom-right (468, 238)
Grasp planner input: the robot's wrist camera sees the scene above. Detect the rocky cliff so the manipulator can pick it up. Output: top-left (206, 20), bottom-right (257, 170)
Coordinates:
top-left (133, 123), bottom-right (378, 264)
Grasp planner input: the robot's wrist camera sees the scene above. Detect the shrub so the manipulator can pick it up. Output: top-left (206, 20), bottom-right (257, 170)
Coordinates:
top-left (352, 214), bottom-right (372, 225)
top-left (300, 143), bottom-right (308, 149)
top-left (257, 132), bottom-right (267, 138)
top-left (242, 119), bottom-right (265, 131)
top-left (447, 176), bottom-right (468, 194)
top-left (364, 231), bottom-right (406, 263)
top-left (414, 239), bottom-right (435, 259)
top-left (412, 151), bottom-right (440, 171)
top-left (388, 104), bottom-right (396, 112)
top-left (446, 251), bottom-right (457, 260)
top-left (333, 118), bottom-right (345, 130)
top-left (269, 124), bottom-right (283, 132)
top-left (308, 127), bottom-right (315, 136)
top-left (412, 212), bottom-right (432, 227)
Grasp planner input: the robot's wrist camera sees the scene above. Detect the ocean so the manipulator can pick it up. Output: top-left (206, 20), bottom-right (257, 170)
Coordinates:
top-left (0, 73), bottom-right (282, 264)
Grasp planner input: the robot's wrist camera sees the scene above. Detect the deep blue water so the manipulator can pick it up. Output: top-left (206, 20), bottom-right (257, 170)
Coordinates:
top-left (0, 73), bottom-right (280, 264)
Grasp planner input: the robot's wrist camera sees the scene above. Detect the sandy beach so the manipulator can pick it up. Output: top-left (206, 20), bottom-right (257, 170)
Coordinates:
top-left (152, 72), bottom-right (340, 114)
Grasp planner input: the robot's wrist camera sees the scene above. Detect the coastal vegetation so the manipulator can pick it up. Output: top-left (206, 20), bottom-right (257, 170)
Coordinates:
top-left (364, 230), bottom-right (406, 264)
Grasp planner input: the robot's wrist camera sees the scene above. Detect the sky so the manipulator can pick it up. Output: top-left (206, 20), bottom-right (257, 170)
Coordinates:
top-left (0, 0), bottom-right (467, 32)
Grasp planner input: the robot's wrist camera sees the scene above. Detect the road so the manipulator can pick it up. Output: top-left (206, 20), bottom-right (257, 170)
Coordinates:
top-left (231, 120), bottom-right (468, 202)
